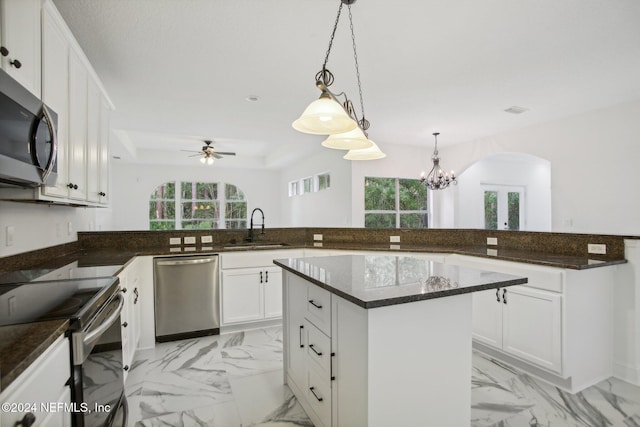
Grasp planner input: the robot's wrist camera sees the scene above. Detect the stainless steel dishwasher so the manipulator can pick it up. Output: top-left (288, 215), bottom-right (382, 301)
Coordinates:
top-left (153, 255), bottom-right (219, 342)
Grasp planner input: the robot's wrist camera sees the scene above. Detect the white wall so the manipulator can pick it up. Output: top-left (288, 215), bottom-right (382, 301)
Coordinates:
top-left (454, 153), bottom-right (552, 231)
top-left (437, 99), bottom-right (640, 235)
top-left (109, 162), bottom-right (282, 230)
top-left (0, 201), bottom-right (99, 257)
top-left (279, 149), bottom-right (352, 227)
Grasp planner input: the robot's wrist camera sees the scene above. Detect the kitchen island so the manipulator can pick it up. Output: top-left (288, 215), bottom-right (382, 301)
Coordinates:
top-left (275, 254), bottom-right (528, 427)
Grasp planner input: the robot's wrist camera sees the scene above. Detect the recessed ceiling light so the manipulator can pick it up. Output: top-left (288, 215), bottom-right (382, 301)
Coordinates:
top-left (246, 95), bottom-right (259, 102)
top-left (504, 106), bottom-right (529, 114)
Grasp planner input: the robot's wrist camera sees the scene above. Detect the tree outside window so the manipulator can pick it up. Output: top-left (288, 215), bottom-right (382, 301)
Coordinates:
top-left (149, 181), bottom-right (247, 230)
top-left (364, 177), bottom-right (429, 228)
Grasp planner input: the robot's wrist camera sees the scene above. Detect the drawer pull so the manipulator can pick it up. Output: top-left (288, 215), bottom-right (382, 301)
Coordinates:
top-left (308, 300), bottom-right (323, 309)
top-left (309, 386), bottom-right (323, 402)
top-left (299, 325), bottom-right (304, 348)
top-left (260, 271), bottom-right (263, 283)
top-left (309, 344), bottom-right (323, 356)
top-left (496, 288), bottom-right (500, 302)
top-left (265, 270), bottom-right (269, 282)
top-left (331, 352), bottom-right (336, 380)
top-left (502, 288), bottom-right (507, 304)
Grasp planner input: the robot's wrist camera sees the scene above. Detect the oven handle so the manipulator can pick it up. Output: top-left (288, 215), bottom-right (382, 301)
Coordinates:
top-left (83, 292), bottom-right (125, 344)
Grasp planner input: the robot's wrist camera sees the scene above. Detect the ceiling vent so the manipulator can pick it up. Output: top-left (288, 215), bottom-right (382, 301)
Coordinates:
top-left (504, 106), bottom-right (529, 114)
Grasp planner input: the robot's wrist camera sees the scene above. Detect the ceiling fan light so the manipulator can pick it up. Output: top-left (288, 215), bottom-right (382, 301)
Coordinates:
top-left (206, 157), bottom-right (214, 165)
top-left (292, 95), bottom-right (358, 135)
top-left (343, 140), bottom-right (386, 161)
top-left (321, 127), bottom-right (374, 150)
top-left (200, 157), bottom-right (206, 164)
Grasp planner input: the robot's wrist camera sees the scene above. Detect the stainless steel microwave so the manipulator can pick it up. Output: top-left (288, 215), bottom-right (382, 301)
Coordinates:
top-left (0, 68), bottom-right (58, 188)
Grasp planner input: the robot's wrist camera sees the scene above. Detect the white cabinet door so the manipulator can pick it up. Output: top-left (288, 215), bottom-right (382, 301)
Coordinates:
top-left (67, 47), bottom-right (88, 201)
top-left (222, 268), bottom-right (264, 324)
top-left (0, 0), bottom-right (41, 96)
top-left (286, 275), bottom-right (308, 389)
top-left (98, 97), bottom-right (110, 204)
top-left (502, 285), bottom-right (562, 373)
top-left (41, 3), bottom-right (70, 198)
top-left (85, 78), bottom-right (101, 203)
top-left (263, 267), bottom-right (283, 319)
top-left (472, 288), bottom-right (503, 349)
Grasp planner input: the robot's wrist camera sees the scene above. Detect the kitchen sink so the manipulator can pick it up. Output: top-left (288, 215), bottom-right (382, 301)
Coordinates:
top-left (222, 243), bottom-right (289, 250)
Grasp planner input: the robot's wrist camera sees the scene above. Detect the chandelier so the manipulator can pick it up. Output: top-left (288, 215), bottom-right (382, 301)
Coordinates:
top-left (292, 0), bottom-right (385, 160)
top-left (420, 132), bottom-right (457, 190)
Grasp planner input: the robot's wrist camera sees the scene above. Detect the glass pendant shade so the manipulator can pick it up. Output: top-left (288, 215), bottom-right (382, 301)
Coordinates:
top-left (292, 95), bottom-right (358, 135)
top-left (343, 140), bottom-right (386, 160)
top-left (321, 126), bottom-right (374, 150)
top-left (200, 157), bottom-right (206, 164)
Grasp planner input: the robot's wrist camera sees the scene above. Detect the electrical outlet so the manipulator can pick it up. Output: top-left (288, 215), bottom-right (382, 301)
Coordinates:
top-left (314, 234), bottom-right (323, 241)
top-left (487, 237), bottom-right (498, 246)
top-left (169, 237), bottom-right (181, 245)
top-left (67, 221), bottom-right (73, 236)
top-left (201, 235), bottom-right (213, 243)
top-left (184, 236), bottom-right (196, 244)
top-left (390, 244), bottom-right (400, 250)
top-left (390, 236), bottom-right (400, 243)
top-left (588, 244), bottom-right (607, 255)
top-left (5, 226), bottom-right (14, 247)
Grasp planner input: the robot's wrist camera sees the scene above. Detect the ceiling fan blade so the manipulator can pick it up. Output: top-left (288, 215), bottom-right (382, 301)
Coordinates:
top-left (216, 152), bottom-right (236, 156)
top-left (213, 154), bottom-right (223, 159)
top-left (188, 154), bottom-right (203, 157)
top-left (181, 150), bottom-right (202, 153)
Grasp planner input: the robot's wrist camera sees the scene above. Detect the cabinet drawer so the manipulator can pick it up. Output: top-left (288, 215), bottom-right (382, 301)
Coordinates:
top-left (307, 366), bottom-right (332, 427)
top-left (306, 285), bottom-right (331, 335)
top-left (1, 335), bottom-right (71, 426)
top-left (305, 319), bottom-right (331, 374)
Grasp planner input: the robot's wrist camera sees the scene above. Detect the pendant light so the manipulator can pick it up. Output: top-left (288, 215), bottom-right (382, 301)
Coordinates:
top-left (420, 132), bottom-right (457, 190)
top-left (343, 140), bottom-right (386, 160)
top-left (292, 0), bottom-right (384, 158)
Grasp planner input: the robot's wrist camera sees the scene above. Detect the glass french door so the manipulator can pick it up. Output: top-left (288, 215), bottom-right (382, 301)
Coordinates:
top-left (483, 185), bottom-right (525, 230)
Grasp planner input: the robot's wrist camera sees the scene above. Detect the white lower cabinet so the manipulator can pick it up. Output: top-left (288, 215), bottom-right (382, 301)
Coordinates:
top-left (0, 334), bottom-right (71, 427)
top-left (452, 254), bottom-right (614, 392)
top-left (220, 250), bottom-right (301, 327)
top-left (118, 257), bottom-right (142, 380)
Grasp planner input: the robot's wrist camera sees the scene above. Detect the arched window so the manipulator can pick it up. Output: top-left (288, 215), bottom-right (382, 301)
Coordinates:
top-left (149, 181), bottom-right (247, 230)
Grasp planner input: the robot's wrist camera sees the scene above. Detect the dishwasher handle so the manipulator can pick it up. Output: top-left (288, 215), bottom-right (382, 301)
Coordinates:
top-left (155, 257), bottom-right (217, 267)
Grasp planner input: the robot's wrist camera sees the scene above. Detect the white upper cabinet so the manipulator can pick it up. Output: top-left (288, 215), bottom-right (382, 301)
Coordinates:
top-left (41, 2), bottom-right (69, 198)
top-left (0, 0), bottom-right (41, 97)
top-left (67, 47), bottom-right (88, 201)
top-left (98, 97), bottom-right (110, 204)
top-left (86, 78), bottom-right (101, 203)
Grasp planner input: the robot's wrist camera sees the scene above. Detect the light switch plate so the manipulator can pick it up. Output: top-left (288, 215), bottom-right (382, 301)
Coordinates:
top-left (487, 237), bottom-right (498, 246)
top-left (390, 236), bottom-right (400, 243)
top-left (169, 237), bottom-right (181, 245)
top-left (588, 243), bottom-right (607, 254)
top-left (184, 236), bottom-right (196, 245)
top-left (5, 226), bottom-right (14, 247)
top-left (314, 234), bottom-right (323, 241)
top-left (201, 235), bottom-right (213, 243)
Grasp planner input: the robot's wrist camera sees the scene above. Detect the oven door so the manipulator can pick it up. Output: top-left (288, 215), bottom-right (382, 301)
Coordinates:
top-left (71, 292), bottom-right (127, 427)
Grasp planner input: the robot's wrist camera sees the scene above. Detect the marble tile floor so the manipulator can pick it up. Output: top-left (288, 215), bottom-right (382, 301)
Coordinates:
top-left (125, 326), bottom-right (640, 427)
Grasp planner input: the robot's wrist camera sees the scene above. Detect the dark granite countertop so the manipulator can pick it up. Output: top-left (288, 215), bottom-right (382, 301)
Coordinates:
top-left (274, 254), bottom-right (528, 309)
top-left (0, 319), bottom-right (69, 392)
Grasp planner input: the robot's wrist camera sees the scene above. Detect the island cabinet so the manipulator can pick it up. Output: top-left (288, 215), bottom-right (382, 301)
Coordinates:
top-left (448, 254), bottom-right (615, 392)
top-left (279, 254), bottom-right (526, 427)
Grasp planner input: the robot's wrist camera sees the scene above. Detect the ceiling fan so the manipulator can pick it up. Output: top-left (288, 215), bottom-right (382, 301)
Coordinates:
top-left (182, 140), bottom-right (236, 165)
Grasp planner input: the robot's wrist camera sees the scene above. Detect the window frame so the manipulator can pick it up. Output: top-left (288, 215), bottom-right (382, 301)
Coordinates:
top-left (364, 177), bottom-right (430, 229)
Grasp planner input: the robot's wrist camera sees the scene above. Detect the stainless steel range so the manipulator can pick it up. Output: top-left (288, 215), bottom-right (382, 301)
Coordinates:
top-left (0, 272), bottom-right (128, 427)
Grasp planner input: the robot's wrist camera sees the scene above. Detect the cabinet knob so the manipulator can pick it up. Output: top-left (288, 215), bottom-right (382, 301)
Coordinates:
top-left (10, 58), bottom-right (22, 69)
top-left (122, 322), bottom-right (128, 328)
top-left (124, 365), bottom-right (129, 371)
top-left (0, 46), bottom-right (8, 56)
top-left (67, 183), bottom-right (78, 190)
top-left (16, 412), bottom-right (36, 426)
top-left (99, 191), bottom-right (106, 196)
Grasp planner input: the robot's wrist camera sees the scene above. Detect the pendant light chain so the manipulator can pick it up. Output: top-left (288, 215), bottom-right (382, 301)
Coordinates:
top-left (348, 4), bottom-right (369, 130)
top-left (318, 2), bottom-right (344, 86)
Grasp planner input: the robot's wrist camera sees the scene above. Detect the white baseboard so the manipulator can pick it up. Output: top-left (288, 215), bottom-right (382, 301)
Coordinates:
top-left (614, 361), bottom-right (640, 386)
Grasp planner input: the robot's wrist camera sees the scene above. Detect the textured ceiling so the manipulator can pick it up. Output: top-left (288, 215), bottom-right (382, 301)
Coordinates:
top-left (52, 0), bottom-right (640, 168)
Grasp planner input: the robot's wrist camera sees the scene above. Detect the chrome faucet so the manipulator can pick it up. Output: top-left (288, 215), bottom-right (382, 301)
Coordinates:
top-left (247, 208), bottom-right (265, 242)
